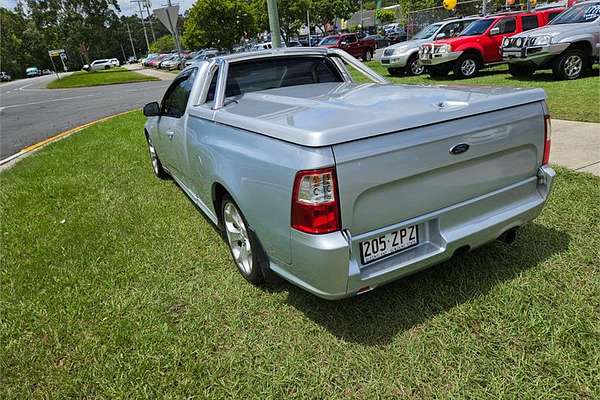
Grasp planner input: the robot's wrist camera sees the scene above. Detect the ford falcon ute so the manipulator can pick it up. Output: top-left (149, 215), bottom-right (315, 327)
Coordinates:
top-left (142, 47), bottom-right (555, 300)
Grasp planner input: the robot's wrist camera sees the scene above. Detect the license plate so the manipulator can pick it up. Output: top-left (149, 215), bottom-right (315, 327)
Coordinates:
top-left (420, 58), bottom-right (432, 65)
top-left (360, 225), bottom-right (419, 265)
top-left (381, 59), bottom-right (390, 64)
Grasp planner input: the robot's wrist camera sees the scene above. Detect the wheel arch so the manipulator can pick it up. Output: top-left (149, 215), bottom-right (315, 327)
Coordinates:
top-left (566, 40), bottom-right (593, 56)
top-left (459, 48), bottom-right (484, 66)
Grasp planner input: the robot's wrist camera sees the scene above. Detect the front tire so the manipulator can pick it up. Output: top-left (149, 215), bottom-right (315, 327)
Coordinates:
top-left (552, 49), bottom-right (586, 80)
top-left (453, 53), bottom-right (480, 79)
top-left (508, 63), bottom-right (535, 78)
top-left (145, 133), bottom-right (169, 179)
top-left (222, 197), bottom-right (266, 284)
top-left (406, 53), bottom-right (425, 76)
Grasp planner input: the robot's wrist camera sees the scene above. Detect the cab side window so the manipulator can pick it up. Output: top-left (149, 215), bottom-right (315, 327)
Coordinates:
top-left (522, 15), bottom-right (539, 31)
top-left (440, 22), bottom-right (462, 38)
top-left (497, 17), bottom-right (516, 34)
top-left (345, 35), bottom-right (357, 43)
top-left (161, 69), bottom-right (197, 118)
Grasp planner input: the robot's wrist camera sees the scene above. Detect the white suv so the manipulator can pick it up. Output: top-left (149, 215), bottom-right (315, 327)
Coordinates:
top-left (84, 59), bottom-right (113, 72)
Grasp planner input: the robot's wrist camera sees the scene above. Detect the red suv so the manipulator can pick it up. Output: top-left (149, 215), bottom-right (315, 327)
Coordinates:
top-left (419, 7), bottom-right (564, 78)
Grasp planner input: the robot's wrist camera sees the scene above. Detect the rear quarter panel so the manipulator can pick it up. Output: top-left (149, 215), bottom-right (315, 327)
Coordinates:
top-left (185, 112), bottom-right (336, 265)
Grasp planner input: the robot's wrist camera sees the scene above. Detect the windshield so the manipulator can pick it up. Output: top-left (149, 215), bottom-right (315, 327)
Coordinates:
top-left (460, 18), bottom-right (495, 36)
top-left (319, 36), bottom-right (339, 45)
top-left (413, 23), bottom-right (442, 39)
top-left (551, 2), bottom-right (600, 24)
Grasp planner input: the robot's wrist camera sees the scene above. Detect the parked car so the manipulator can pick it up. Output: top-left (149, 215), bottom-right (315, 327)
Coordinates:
top-left (0, 71), bottom-right (11, 81)
top-left (128, 56), bottom-right (137, 64)
top-left (318, 33), bottom-right (377, 61)
top-left (161, 55), bottom-right (183, 70)
top-left (364, 34), bottom-right (390, 49)
top-left (25, 67), bottom-right (41, 77)
top-left (141, 48), bottom-right (555, 299)
top-left (41, 69), bottom-right (53, 75)
top-left (502, 0), bottom-right (600, 79)
top-left (381, 16), bottom-right (480, 76)
top-left (385, 26), bottom-right (408, 44)
top-left (420, 7), bottom-right (564, 78)
top-left (83, 59), bottom-right (113, 71)
top-left (287, 40), bottom-right (303, 47)
top-left (184, 50), bottom-right (220, 67)
top-left (109, 58), bottom-right (120, 67)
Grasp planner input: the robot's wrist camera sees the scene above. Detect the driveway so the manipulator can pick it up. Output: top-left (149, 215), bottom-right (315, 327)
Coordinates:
top-left (0, 73), bottom-right (172, 160)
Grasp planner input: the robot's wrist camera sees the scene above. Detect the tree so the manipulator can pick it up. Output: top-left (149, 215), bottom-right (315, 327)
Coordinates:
top-left (149, 35), bottom-right (175, 53)
top-left (310, 0), bottom-right (360, 32)
top-left (376, 8), bottom-right (396, 24)
top-left (183, 0), bottom-right (257, 50)
top-left (252, 0), bottom-right (311, 43)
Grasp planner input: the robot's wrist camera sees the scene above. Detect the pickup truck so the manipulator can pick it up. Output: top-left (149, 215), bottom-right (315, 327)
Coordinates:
top-left (502, 0), bottom-right (600, 79)
top-left (420, 7), bottom-right (564, 78)
top-left (142, 48), bottom-right (555, 299)
top-left (319, 33), bottom-right (377, 61)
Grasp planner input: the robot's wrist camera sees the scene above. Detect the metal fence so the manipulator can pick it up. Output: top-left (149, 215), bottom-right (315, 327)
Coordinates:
top-left (406, 0), bottom-right (484, 38)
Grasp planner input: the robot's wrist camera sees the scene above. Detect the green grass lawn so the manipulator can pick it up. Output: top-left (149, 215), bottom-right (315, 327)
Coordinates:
top-left (360, 62), bottom-right (600, 123)
top-left (47, 68), bottom-right (158, 89)
top-left (1, 111), bottom-right (599, 398)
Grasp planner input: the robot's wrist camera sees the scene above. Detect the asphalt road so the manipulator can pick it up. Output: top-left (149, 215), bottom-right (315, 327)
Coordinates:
top-left (0, 74), bottom-right (172, 160)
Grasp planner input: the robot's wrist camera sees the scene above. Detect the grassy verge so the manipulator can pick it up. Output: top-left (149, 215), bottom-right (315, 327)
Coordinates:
top-left (360, 62), bottom-right (600, 123)
top-left (47, 68), bottom-right (158, 89)
top-left (1, 111), bottom-right (599, 398)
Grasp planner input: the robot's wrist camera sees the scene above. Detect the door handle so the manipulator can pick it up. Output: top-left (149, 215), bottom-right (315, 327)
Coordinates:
top-left (166, 130), bottom-right (175, 139)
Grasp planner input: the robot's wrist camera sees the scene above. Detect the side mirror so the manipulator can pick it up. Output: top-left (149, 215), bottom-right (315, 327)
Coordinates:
top-left (143, 102), bottom-right (160, 117)
top-left (340, 41), bottom-right (347, 46)
top-left (436, 32), bottom-right (446, 39)
top-left (489, 27), bottom-right (500, 35)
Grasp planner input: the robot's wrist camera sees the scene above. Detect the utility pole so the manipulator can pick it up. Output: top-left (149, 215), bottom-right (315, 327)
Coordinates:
top-left (126, 20), bottom-right (137, 59)
top-left (307, 10), bottom-right (311, 47)
top-left (266, 0), bottom-right (281, 48)
top-left (133, 0), bottom-right (151, 52)
top-left (144, 0), bottom-right (156, 42)
top-left (482, 0), bottom-right (487, 15)
top-left (360, 0), bottom-right (364, 31)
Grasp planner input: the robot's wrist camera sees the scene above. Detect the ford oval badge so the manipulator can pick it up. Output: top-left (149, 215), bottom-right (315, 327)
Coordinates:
top-left (450, 143), bottom-right (470, 155)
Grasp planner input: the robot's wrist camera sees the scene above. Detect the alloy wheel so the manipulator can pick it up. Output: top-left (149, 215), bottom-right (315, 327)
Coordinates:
top-left (564, 55), bottom-right (582, 79)
top-left (223, 202), bottom-right (253, 275)
top-left (461, 59), bottom-right (476, 77)
top-left (410, 59), bottom-right (424, 75)
top-left (147, 137), bottom-right (159, 175)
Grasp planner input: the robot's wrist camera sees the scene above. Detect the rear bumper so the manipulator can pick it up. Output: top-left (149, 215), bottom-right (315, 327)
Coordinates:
top-left (274, 166), bottom-right (555, 300)
top-left (502, 43), bottom-right (569, 66)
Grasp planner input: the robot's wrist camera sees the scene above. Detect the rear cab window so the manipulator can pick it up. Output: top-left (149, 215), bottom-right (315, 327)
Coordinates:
top-left (206, 57), bottom-right (344, 102)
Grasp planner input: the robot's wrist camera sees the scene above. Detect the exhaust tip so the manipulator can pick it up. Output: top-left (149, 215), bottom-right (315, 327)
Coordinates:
top-left (497, 227), bottom-right (519, 244)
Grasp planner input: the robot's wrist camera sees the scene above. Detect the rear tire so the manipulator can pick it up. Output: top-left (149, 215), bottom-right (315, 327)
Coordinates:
top-left (552, 49), bottom-right (586, 80)
top-left (508, 63), bottom-right (536, 78)
top-left (453, 53), bottom-right (480, 78)
top-left (363, 50), bottom-right (373, 62)
top-left (221, 196), bottom-right (266, 285)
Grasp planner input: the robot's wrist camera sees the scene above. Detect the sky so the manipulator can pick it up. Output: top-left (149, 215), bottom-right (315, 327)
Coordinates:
top-left (1, 0), bottom-right (196, 15)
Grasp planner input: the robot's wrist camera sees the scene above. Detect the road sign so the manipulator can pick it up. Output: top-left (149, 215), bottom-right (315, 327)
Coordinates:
top-left (154, 6), bottom-right (179, 35)
top-left (48, 49), bottom-right (65, 57)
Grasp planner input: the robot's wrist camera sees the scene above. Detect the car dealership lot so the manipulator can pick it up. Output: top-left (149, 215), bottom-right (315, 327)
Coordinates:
top-left (1, 111), bottom-right (598, 398)
top-left (0, 73), bottom-right (170, 160)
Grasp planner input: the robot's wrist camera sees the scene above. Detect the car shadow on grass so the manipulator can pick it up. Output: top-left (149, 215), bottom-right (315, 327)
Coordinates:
top-left (279, 222), bottom-right (569, 346)
top-left (505, 67), bottom-right (600, 83)
top-left (412, 67), bottom-right (509, 83)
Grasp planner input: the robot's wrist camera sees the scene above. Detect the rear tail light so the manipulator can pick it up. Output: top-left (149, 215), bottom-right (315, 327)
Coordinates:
top-left (543, 114), bottom-right (551, 165)
top-left (291, 167), bottom-right (341, 234)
